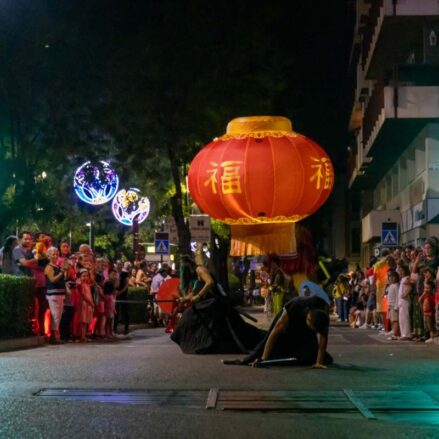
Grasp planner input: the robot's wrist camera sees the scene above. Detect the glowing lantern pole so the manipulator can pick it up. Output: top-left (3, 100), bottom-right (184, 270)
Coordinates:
top-left (73, 161), bottom-right (151, 259)
top-left (112, 188), bottom-right (151, 260)
top-left (73, 160), bottom-right (119, 205)
top-left (188, 116), bottom-right (334, 256)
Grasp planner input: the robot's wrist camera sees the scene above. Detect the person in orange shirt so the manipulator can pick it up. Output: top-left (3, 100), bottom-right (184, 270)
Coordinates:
top-left (373, 250), bottom-right (395, 331)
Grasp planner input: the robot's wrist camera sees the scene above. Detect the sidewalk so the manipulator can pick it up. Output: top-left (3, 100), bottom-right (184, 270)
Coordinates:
top-left (0, 335), bottom-right (46, 353)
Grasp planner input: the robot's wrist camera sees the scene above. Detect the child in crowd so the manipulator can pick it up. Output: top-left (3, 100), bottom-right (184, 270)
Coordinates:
top-left (104, 269), bottom-right (118, 338)
top-left (386, 270), bottom-right (400, 340)
top-left (77, 269), bottom-right (95, 342)
top-left (359, 276), bottom-right (376, 329)
top-left (349, 294), bottom-right (367, 328)
top-left (397, 263), bottom-right (412, 340)
top-left (333, 274), bottom-right (350, 322)
top-left (34, 232), bottom-right (51, 267)
top-left (419, 280), bottom-right (436, 343)
top-left (94, 273), bottom-right (106, 337)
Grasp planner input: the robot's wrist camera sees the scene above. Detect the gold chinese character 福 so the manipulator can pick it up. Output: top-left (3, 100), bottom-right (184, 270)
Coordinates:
top-left (309, 156), bottom-right (332, 190)
top-left (204, 161), bottom-right (243, 195)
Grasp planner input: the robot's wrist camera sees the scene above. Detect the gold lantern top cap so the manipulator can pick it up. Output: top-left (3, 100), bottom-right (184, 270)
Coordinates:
top-left (226, 116), bottom-right (292, 134)
top-left (218, 116), bottom-right (296, 140)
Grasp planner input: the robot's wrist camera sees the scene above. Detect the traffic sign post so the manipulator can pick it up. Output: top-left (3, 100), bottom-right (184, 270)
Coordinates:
top-left (163, 216), bottom-right (178, 244)
top-left (381, 222), bottom-right (398, 247)
top-left (189, 214), bottom-right (211, 244)
top-left (155, 232), bottom-right (170, 255)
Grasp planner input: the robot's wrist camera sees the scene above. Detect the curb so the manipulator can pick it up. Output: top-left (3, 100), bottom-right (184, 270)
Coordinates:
top-left (0, 335), bottom-right (46, 353)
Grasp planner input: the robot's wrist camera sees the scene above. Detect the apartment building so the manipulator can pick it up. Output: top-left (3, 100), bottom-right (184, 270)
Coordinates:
top-left (347, 0), bottom-right (439, 266)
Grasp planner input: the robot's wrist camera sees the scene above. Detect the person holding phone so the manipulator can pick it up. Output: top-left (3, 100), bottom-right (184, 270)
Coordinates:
top-left (44, 247), bottom-right (67, 344)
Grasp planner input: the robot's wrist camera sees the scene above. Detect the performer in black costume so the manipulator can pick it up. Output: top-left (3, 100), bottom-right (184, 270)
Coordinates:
top-left (224, 295), bottom-right (333, 368)
top-left (170, 256), bottom-right (265, 354)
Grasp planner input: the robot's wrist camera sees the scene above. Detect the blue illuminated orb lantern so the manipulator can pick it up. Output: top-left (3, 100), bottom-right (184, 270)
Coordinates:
top-left (112, 188), bottom-right (150, 226)
top-left (73, 160), bottom-right (119, 205)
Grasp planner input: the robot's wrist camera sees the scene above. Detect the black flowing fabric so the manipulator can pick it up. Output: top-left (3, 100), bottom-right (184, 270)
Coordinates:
top-left (170, 282), bottom-right (265, 354)
top-left (225, 296), bottom-right (333, 366)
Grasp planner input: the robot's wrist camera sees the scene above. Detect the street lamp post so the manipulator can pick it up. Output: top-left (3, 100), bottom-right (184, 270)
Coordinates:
top-left (133, 215), bottom-right (139, 261)
top-left (85, 222), bottom-right (92, 249)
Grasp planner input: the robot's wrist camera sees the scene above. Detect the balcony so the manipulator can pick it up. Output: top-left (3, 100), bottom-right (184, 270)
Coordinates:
top-left (349, 65), bottom-right (439, 190)
top-left (361, 0), bottom-right (439, 79)
top-left (361, 209), bottom-right (401, 243)
top-left (361, 0), bottom-right (384, 74)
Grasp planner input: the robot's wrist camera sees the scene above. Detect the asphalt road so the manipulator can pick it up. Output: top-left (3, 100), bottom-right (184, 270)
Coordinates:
top-left (1, 316), bottom-right (439, 439)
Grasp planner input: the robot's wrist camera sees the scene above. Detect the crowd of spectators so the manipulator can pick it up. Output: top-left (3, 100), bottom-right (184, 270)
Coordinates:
top-left (3, 229), bottom-right (439, 345)
top-left (333, 238), bottom-right (439, 343)
top-left (0, 231), bottom-right (173, 343)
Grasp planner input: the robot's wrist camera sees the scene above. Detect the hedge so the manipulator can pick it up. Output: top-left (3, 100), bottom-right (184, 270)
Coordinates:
top-left (0, 274), bottom-right (35, 338)
top-left (126, 287), bottom-right (149, 324)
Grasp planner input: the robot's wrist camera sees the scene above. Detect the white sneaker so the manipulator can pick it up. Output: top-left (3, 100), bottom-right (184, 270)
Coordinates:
top-left (359, 324), bottom-right (368, 329)
top-left (425, 338), bottom-right (434, 344)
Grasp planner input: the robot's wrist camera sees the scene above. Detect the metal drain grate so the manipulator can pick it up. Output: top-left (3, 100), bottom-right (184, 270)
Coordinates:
top-left (207, 389), bottom-right (439, 419)
top-left (35, 388), bottom-right (439, 420)
top-left (35, 389), bottom-right (207, 408)
top-left (353, 390), bottom-right (439, 411)
top-left (212, 390), bottom-right (354, 413)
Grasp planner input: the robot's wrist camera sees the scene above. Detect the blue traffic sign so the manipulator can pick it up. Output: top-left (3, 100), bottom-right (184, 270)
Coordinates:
top-left (381, 223), bottom-right (398, 247)
top-left (155, 232), bottom-right (170, 254)
top-left (155, 239), bottom-right (169, 254)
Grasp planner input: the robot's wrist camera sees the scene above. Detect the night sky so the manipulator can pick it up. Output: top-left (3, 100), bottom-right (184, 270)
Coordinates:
top-left (1, 0), bottom-right (354, 166)
top-left (274, 1), bottom-right (354, 168)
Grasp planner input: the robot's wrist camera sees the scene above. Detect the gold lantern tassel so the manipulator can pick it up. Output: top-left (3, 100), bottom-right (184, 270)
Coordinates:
top-left (230, 223), bottom-right (297, 256)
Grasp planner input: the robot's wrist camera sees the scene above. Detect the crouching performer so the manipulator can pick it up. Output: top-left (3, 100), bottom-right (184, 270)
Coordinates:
top-left (224, 295), bottom-right (333, 369)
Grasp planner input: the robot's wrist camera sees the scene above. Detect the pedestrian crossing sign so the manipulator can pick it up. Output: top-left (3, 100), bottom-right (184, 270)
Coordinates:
top-left (381, 223), bottom-right (398, 247)
top-left (155, 232), bottom-right (170, 255)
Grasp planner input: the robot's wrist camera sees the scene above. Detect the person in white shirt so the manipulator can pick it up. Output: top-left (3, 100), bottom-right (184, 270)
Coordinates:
top-left (150, 265), bottom-right (171, 325)
top-left (386, 270), bottom-right (400, 340)
top-left (397, 263), bottom-right (412, 340)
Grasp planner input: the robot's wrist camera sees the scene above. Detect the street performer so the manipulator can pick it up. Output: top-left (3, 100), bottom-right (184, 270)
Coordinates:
top-left (224, 295), bottom-right (333, 369)
top-left (171, 255), bottom-right (264, 354)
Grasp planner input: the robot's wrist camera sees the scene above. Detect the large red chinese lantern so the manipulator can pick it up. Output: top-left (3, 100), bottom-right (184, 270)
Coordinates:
top-left (188, 116), bottom-right (334, 256)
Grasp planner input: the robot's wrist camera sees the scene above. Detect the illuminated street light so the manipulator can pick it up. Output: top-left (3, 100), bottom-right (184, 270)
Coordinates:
top-left (85, 222), bottom-right (92, 248)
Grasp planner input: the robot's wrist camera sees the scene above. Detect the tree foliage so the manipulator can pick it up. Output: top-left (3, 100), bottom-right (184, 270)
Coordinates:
top-left (0, 0), bottom-right (292, 259)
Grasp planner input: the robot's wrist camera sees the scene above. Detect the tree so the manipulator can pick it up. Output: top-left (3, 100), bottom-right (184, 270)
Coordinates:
top-left (95, 0), bottom-right (289, 258)
top-left (0, 1), bottom-right (293, 269)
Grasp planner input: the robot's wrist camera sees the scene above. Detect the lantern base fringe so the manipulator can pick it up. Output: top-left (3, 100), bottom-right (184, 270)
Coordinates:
top-left (230, 223), bottom-right (297, 256)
